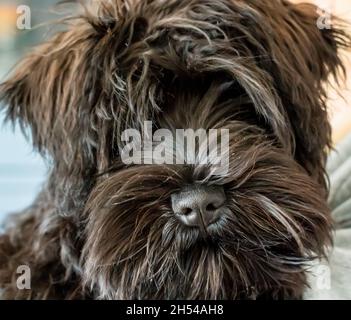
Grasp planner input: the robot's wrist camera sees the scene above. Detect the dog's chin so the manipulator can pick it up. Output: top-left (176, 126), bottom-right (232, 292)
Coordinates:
top-left (81, 137), bottom-right (332, 299)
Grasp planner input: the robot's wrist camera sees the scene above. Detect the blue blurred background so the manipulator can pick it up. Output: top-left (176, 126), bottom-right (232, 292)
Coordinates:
top-left (0, 0), bottom-right (64, 221)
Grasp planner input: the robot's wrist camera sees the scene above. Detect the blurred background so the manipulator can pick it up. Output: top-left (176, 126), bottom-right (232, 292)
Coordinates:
top-left (0, 0), bottom-right (350, 220)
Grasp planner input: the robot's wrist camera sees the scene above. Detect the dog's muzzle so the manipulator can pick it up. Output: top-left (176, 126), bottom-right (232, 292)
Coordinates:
top-left (171, 185), bottom-right (226, 229)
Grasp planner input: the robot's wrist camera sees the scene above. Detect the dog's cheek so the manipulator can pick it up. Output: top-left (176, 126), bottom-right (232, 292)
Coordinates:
top-left (218, 136), bottom-right (332, 287)
top-left (80, 166), bottom-right (183, 298)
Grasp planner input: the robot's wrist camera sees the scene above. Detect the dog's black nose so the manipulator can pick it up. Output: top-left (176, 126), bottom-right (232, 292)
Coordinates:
top-left (171, 185), bottom-right (226, 228)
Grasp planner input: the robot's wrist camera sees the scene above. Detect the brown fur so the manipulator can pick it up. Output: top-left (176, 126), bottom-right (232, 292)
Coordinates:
top-left (0, 0), bottom-right (349, 299)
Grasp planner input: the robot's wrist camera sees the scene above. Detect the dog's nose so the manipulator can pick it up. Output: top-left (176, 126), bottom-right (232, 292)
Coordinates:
top-left (171, 185), bottom-right (226, 228)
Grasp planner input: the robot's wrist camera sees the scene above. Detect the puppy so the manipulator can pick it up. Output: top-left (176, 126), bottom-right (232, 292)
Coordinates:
top-left (0, 0), bottom-right (349, 299)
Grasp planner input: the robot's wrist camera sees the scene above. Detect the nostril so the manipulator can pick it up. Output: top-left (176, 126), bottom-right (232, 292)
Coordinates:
top-left (181, 207), bottom-right (193, 216)
top-left (205, 203), bottom-right (217, 212)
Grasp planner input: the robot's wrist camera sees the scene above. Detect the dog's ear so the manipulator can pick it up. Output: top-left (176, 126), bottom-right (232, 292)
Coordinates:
top-left (282, 2), bottom-right (348, 83)
top-left (0, 14), bottom-right (115, 214)
top-left (0, 2), bottom-right (141, 165)
top-left (0, 2), bottom-right (145, 214)
top-left (1, 34), bottom-right (73, 155)
top-left (0, 24), bottom-right (99, 154)
top-left (0, 1), bottom-right (126, 160)
top-left (261, 2), bottom-right (350, 188)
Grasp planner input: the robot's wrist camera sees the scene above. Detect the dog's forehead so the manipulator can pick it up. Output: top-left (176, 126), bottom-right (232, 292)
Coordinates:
top-left (90, 0), bottom-right (285, 41)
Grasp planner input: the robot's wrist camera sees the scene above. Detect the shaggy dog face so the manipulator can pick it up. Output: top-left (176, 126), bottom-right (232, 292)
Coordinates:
top-left (0, 0), bottom-right (349, 299)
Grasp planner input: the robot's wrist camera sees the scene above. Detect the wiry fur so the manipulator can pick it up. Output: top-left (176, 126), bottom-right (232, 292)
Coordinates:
top-left (0, 0), bottom-right (349, 299)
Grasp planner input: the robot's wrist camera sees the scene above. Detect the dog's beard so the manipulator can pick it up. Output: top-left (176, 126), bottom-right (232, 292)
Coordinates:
top-left (81, 123), bottom-right (331, 300)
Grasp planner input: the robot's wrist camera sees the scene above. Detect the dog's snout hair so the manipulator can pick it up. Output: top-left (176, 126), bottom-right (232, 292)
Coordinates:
top-left (0, 0), bottom-right (350, 299)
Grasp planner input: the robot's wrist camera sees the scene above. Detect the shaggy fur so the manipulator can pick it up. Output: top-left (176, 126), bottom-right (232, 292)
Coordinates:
top-left (0, 0), bottom-right (349, 299)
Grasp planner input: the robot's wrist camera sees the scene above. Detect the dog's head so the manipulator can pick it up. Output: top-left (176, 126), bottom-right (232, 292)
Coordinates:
top-left (1, 0), bottom-right (349, 299)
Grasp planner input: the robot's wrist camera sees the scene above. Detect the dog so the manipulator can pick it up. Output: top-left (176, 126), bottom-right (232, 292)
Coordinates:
top-left (0, 0), bottom-right (349, 299)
